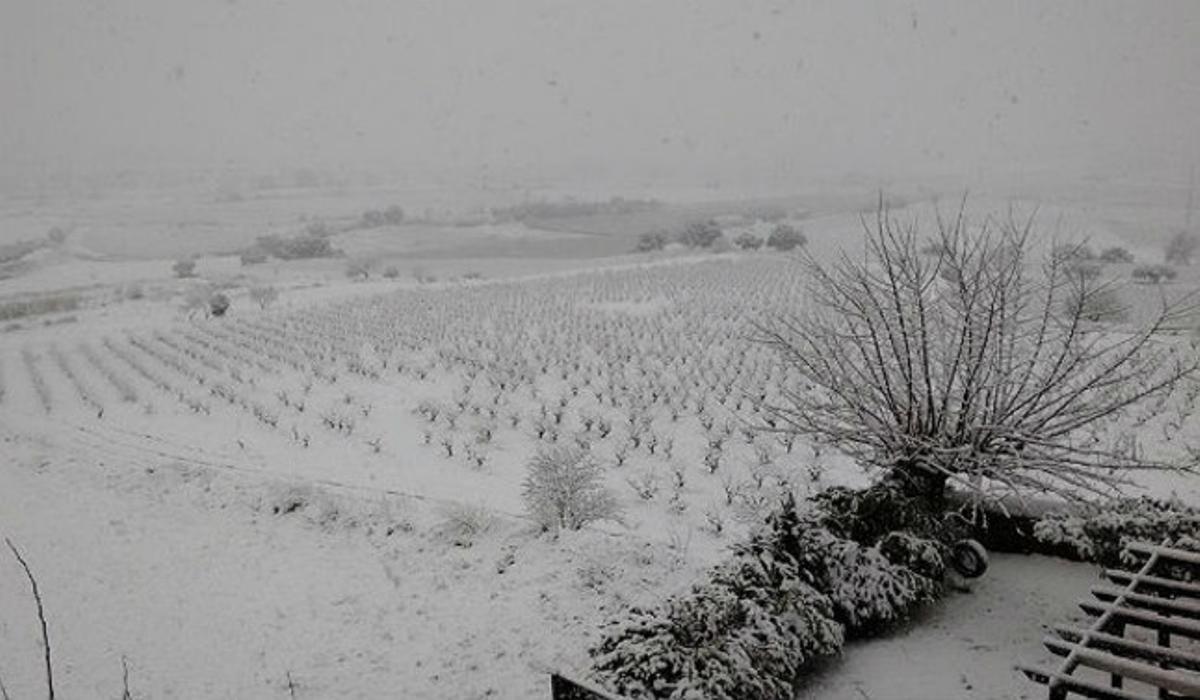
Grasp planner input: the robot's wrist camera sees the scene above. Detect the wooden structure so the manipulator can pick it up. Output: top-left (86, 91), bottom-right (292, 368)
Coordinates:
top-left (549, 673), bottom-right (628, 700)
top-left (1020, 542), bottom-right (1200, 699)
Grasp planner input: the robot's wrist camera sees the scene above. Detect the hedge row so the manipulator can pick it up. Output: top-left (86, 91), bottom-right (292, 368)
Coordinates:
top-left (963, 495), bottom-right (1200, 568)
top-left (589, 488), bottom-right (948, 699)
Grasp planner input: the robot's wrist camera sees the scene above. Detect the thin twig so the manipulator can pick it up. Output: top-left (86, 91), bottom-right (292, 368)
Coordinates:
top-left (5, 538), bottom-right (54, 700)
top-left (121, 655), bottom-right (133, 700)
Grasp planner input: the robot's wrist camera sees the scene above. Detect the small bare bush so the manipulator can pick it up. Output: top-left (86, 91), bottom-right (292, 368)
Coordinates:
top-left (249, 285), bottom-right (279, 310)
top-left (1165, 229), bottom-right (1200, 265)
top-left (345, 259), bottom-right (372, 280)
top-left (436, 502), bottom-right (496, 547)
top-left (766, 223), bottom-right (806, 251)
top-left (172, 258), bottom-right (197, 278)
top-left (522, 446), bottom-right (620, 531)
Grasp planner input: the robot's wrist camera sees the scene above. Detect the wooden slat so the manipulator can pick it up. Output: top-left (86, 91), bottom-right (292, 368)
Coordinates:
top-left (1091, 587), bottom-right (1200, 619)
top-left (1105, 570), bottom-right (1200, 599)
top-left (1124, 543), bottom-right (1200, 568)
top-left (1023, 543), bottom-right (1200, 700)
top-left (1078, 600), bottom-right (1200, 640)
top-left (1042, 638), bottom-right (1200, 696)
top-left (1018, 666), bottom-right (1155, 700)
top-left (549, 674), bottom-right (628, 700)
top-left (1051, 626), bottom-right (1200, 671)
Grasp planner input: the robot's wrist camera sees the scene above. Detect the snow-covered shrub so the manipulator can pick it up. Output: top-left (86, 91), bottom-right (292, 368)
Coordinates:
top-left (734, 232), bottom-right (763, 250)
top-left (877, 531), bottom-right (946, 580)
top-left (1033, 497), bottom-right (1200, 566)
top-left (635, 231), bottom-right (668, 252)
top-left (208, 292), bottom-right (231, 317)
top-left (784, 527), bottom-right (940, 632)
top-left (435, 502), bottom-right (495, 547)
top-left (809, 480), bottom-right (959, 547)
top-left (172, 258), bottom-right (197, 278)
top-left (591, 494), bottom-right (946, 697)
top-left (747, 495), bottom-right (943, 634)
top-left (591, 551), bottom-right (842, 700)
top-left (765, 223), bottom-right (805, 251)
top-left (523, 446), bottom-right (620, 531)
top-left (268, 484), bottom-right (313, 515)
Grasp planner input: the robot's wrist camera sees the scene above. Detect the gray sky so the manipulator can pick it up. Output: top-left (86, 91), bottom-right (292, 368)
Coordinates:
top-left (3, 1), bottom-right (1199, 187)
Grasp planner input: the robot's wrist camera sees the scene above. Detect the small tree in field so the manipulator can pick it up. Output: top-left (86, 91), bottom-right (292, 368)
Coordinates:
top-left (249, 285), bottom-right (279, 310)
top-left (523, 446), bottom-right (619, 531)
top-left (734, 232), bottom-right (763, 250)
top-left (1165, 230), bottom-right (1200, 265)
top-left (346, 259), bottom-right (371, 280)
top-left (766, 223), bottom-right (806, 251)
top-left (208, 292), bottom-right (230, 317)
top-left (173, 259), bottom-right (197, 279)
top-left (635, 231), bottom-right (667, 252)
top-left (182, 285), bottom-right (213, 319)
top-left (678, 220), bottom-right (722, 248)
top-left (1100, 246), bottom-right (1134, 264)
top-left (383, 204), bottom-right (405, 225)
top-left (758, 202), bottom-right (1199, 505)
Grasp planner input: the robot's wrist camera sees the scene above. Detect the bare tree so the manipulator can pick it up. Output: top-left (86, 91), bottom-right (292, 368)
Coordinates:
top-left (249, 285), bottom-right (279, 310)
top-left (758, 201), bottom-right (1199, 506)
top-left (1165, 229), bottom-right (1200, 265)
top-left (522, 446), bottom-right (620, 531)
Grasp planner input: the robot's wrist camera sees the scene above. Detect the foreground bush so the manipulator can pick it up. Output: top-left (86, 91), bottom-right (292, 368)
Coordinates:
top-left (809, 479), bottom-right (959, 545)
top-left (590, 493), bottom-right (945, 698)
top-left (591, 550), bottom-right (842, 700)
top-left (767, 524), bottom-right (942, 632)
top-left (1033, 496), bottom-right (1200, 566)
top-left (744, 493), bottom-right (945, 634)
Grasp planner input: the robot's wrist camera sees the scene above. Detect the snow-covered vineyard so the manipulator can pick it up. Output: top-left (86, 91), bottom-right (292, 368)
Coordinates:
top-left (3, 246), bottom-right (1200, 698)
top-left (1, 259), bottom-right (859, 540)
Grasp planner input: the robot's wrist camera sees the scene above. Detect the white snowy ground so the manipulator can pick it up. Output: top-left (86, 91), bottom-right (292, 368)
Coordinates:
top-left (0, 426), bottom-right (709, 699)
top-left (797, 555), bottom-right (1100, 700)
top-left (0, 419), bottom-right (1105, 700)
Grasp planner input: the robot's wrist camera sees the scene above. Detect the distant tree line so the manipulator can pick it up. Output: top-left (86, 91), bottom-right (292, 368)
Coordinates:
top-left (636, 220), bottom-right (806, 253)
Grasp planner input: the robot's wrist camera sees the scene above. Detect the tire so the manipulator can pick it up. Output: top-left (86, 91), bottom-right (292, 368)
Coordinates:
top-left (951, 539), bottom-right (989, 579)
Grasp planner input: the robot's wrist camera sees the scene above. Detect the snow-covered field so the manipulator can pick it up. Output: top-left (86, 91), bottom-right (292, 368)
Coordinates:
top-left (1, 191), bottom-right (1197, 698)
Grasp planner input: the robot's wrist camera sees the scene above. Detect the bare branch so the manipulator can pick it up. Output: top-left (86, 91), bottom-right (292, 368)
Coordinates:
top-left (5, 538), bottom-right (54, 700)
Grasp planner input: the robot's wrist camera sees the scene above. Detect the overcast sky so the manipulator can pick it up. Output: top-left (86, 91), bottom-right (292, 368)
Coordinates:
top-left (3, 1), bottom-right (1199, 188)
